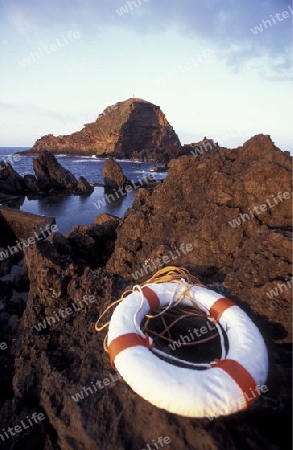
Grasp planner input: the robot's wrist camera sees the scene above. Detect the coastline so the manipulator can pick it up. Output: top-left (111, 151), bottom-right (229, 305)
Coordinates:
top-left (0, 135), bottom-right (292, 449)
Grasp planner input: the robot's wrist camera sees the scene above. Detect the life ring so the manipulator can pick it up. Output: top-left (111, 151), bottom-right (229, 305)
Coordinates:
top-left (106, 281), bottom-right (268, 418)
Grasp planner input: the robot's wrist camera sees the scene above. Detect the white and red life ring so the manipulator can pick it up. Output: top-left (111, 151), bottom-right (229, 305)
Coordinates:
top-left (107, 281), bottom-right (268, 418)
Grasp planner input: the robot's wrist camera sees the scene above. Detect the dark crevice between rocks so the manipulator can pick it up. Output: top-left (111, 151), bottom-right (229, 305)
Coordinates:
top-left (48, 347), bottom-right (82, 374)
top-left (268, 226), bottom-right (292, 239)
top-left (0, 260), bottom-right (29, 412)
top-left (61, 214), bottom-right (121, 270)
top-left (0, 398), bottom-right (60, 450)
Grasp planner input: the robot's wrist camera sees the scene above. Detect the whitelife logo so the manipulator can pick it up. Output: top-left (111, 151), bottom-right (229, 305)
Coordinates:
top-left (116, 0), bottom-right (150, 17)
top-left (250, 5), bottom-right (293, 35)
top-left (0, 224), bottom-right (58, 261)
top-left (154, 50), bottom-right (216, 86)
top-left (0, 342), bottom-right (8, 351)
top-left (71, 372), bottom-right (121, 403)
top-left (34, 295), bottom-right (96, 332)
top-left (141, 436), bottom-right (171, 450)
top-left (228, 191), bottom-right (291, 228)
top-left (0, 153), bottom-right (21, 171)
top-left (18, 31), bottom-right (81, 68)
top-left (208, 384), bottom-right (268, 421)
top-left (0, 413), bottom-right (45, 443)
top-left (94, 174), bottom-right (154, 210)
top-left (190, 140), bottom-right (217, 157)
top-left (266, 278), bottom-right (293, 299)
top-left (169, 319), bottom-right (217, 351)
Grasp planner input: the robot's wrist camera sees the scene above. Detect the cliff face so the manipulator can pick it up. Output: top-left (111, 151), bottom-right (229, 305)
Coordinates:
top-left (103, 157), bottom-right (128, 190)
top-left (27, 98), bottom-right (182, 162)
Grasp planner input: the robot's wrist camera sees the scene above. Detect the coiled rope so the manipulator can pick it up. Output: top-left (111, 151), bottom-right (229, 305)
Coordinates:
top-left (95, 266), bottom-right (224, 367)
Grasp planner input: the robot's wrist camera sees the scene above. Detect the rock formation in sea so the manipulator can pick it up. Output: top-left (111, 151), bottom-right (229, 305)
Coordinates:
top-left (0, 162), bottom-right (26, 195)
top-left (75, 176), bottom-right (94, 195)
top-left (0, 134), bottom-right (291, 449)
top-left (103, 157), bottom-right (128, 191)
top-left (0, 151), bottom-right (93, 200)
top-left (22, 98), bottom-right (182, 162)
top-left (33, 150), bottom-right (79, 191)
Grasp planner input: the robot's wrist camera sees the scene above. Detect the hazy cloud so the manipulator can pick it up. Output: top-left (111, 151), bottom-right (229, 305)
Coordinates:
top-left (1, 0), bottom-right (291, 78)
top-left (0, 101), bottom-right (75, 119)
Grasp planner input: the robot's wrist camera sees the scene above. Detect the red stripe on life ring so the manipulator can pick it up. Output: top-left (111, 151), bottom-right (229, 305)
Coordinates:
top-left (142, 286), bottom-right (161, 310)
top-left (212, 359), bottom-right (259, 408)
top-left (108, 333), bottom-right (154, 369)
top-left (209, 297), bottom-right (235, 322)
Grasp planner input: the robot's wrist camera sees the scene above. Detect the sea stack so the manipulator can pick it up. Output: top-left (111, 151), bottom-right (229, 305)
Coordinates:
top-left (103, 158), bottom-right (128, 191)
top-left (24, 98), bottom-right (182, 162)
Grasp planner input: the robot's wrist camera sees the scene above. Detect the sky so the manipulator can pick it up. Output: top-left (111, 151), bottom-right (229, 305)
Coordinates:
top-left (0, 0), bottom-right (292, 150)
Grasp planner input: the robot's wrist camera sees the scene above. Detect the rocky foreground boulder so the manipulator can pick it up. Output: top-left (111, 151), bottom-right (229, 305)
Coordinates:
top-left (23, 98), bottom-right (182, 162)
top-left (0, 134), bottom-right (291, 449)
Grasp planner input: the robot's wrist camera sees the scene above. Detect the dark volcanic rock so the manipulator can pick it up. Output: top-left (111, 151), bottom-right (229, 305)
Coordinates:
top-left (24, 98), bottom-right (182, 162)
top-left (0, 163), bottom-right (25, 195)
top-left (65, 214), bottom-right (120, 267)
top-left (104, 134), bottom-right (292, 446)
top-left (108, 134), bottom-right (292, 292)
top-left (0, 207), bottom-right (56, 280)
top-left (0, 135), bottom-right (292, 450)
top-left (33, 151), bottom-right (79, 191)
top-left (0, 207), bottom-right (55, 241)
top-left (1, 153), bottom-right (93, 197)
top-left (103, 157), bottom-right (128, 190)
top-left (0, 216), bottom-right (126, 449)
top-left (0, 249), bottom-right (13, 277)
top-left (94, 212), bottom-right (121, 228)
top-left (182, 137), bottom-right (219, 157)
top-left (74, 176), bottom-right (94, 195)
top-left (23, 174), bottom-right (40, 193)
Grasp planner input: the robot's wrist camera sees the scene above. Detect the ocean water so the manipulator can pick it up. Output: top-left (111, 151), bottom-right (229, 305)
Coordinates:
top-left (0, 148), bottom-right (166, 234)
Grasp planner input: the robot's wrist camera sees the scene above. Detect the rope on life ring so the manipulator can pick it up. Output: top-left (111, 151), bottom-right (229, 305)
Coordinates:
top-left (95, 266), bottom-right (268, 418)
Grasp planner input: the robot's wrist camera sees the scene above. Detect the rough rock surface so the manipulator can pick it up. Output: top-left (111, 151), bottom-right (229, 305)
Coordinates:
top-left (23, 174), bottom-right (40, 193)
top-left (33, 151), bottom-right (78, 191)
top-left (182, 137), bottom-right (219, 157)
top-left (108, 134), bottom-right (292, 290)
top-left (104, 134), bottom-right (291, 446)
top-left (65, 214), bottom-right (120, 267)
top-left (0, 207), bottom-right (55, 279)
top-left (0, 134), bottom-right (292, 450)
top-left (0, 215), bottom-right (126, 450)
top-left (103, 158), bottom-right (128, 190)
top-left (74, 176), bottom-right (94, 195)
top-left (24, 98), bottom-right (182, 162)
top-left (0, 207), bottom-right (55, 241)
top-left (0, 163), bottom-right (26, 195)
